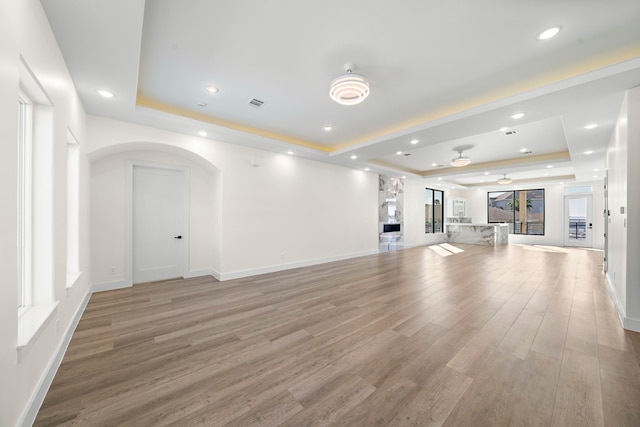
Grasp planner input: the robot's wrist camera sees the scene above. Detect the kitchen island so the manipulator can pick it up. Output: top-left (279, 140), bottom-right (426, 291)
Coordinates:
top-left (446, 223), bottom-right (509, 246)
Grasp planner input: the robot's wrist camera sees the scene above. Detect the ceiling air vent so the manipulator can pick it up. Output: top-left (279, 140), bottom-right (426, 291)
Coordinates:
top-left (503, 129), bottom-right (519, 136)
top-left (248, 98), bottom-right (265, 108)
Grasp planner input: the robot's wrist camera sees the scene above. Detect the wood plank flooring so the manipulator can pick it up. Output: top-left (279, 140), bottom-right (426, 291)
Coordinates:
top-left (35, 244), bottom-right (640, 426)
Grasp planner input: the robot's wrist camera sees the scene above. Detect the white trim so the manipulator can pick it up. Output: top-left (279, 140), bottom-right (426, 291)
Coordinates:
top-left (624, 317), bottom-right (640, 333)
top-left (18, 288), bottom-right (91, 427)
top-left (17, 302), bottom-right (59, 352)
top-left (210, 269), bottom-right (222, 281)
top-left (92, 279), bottom-right (132, 293)
top-left (563, 193), bottom-right (594, 248)
top-left (127, 161), bottom-right (190, 285)
top-left (219, 249), bottom-right (378, 281)
top-left (183, 269), bottom-right (215, 279)
top-left (604, 272), bottom-right (640, 332)
top-left (605, 272), bottom-right (626, 327)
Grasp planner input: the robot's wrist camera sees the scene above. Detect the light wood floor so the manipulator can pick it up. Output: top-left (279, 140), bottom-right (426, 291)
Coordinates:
top-left (35, 244), bottom-right (640, 426)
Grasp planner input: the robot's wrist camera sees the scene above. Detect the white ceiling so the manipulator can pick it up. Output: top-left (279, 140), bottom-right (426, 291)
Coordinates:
top-left (41, 0), bottom-right (640, 189)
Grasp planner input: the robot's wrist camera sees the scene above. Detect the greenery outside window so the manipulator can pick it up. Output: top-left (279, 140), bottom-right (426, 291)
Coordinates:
top-left (425, 188), bottom-right (444, 233)
top-left (488, 189), bottom-right (545, 235)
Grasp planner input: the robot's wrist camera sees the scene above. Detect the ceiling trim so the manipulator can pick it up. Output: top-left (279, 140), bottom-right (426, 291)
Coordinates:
top-left (464, 174), bottom-right (576, 188)
top-left (330, 53), bottom-right (640, 155)
top-left (369, 150), bottom-right (571, 177)
top-left (136, 95), bottom-right (334, 153)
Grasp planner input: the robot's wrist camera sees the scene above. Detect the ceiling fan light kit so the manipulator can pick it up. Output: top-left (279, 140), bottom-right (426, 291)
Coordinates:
top-left (450, 150), bottom-right (471, 167)
top-left (329, 63), bottom-right (370, 106)
top-left (497, 174), bottom-right (512, 185)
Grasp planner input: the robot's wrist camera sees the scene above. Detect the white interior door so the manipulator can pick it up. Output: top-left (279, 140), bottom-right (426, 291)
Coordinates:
top-left (564, 194), bottom-right (593, 248)
top-left (133, 166), bottom-right (185, 283)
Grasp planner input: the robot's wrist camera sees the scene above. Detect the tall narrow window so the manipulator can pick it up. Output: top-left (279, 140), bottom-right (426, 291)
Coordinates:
top-left (425, 188), bottom-right (444, 233)
top-left (18, 92), bottom-right (33, 310)
top-left (17, 59), bottom-right (56, 349)
top-left (66, 131), bottom-right (80, 286)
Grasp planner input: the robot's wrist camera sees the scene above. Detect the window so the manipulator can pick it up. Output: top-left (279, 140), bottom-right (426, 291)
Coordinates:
top-left (488, 189), bottom-right (545, 235)
top-left (66, 130), bottom-right (80, 286)
top-left (425, 188), bottom-right (444, 233)
top-left (18, 93), bottom-right (32, 311)
top-left (17, 59), bottom-right (56, 350)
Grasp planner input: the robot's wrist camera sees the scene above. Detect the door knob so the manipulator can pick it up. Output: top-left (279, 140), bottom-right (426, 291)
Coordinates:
top-left (174, 235), bottom-right (182, 239)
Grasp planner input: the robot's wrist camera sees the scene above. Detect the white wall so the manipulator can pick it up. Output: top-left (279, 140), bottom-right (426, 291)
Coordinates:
top-left (91, 150), bottom-right (218, 287)
top-left (606, 87), bottom-right (640, 331)
top-left (403, 179), bottom-right (447, 247)
top-left (0, 0), bottom-right (91, 425)
top-left (86, 116), bottom-right (380, 281)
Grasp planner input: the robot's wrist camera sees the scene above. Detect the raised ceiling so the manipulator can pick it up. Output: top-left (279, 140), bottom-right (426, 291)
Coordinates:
top-left (41, 0), bottom-right (640, 188)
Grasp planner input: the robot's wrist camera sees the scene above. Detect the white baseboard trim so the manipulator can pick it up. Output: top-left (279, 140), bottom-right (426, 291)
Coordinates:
top-left (219, 249), bottom-right (379, 281)
top-left (604, 273), bottom-right (640, 332)
top-left (210, 269), bottom-right (222, 281)
top-left (624, 316), bottom-right (640, 333)
top-left (92, 279), bottom-right (132, 293)
top-left (605, 272), bottom-right (626, 328)
top-left (183, 269), bottom-right (214, 279)
top-left (19, 287), bottom-right (91, 427)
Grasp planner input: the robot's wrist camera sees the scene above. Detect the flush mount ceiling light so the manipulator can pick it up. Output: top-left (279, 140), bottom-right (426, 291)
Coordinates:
top-left (97, 89), bottom-right (114, 98)
top-left (205, 85), bottom-right (219, 93)
top-left (329, 63), bottom-right (370, 106)
top-left (497, 174), bottom-right (512, 185)
top-left (451, 150), bottom-right (471, 167)
top-left (584, 123), bottom-right (598, 129)
top-left (537, 26), bottom-right (561, 40)
top-left (511, 112), bottom-right (526, 119)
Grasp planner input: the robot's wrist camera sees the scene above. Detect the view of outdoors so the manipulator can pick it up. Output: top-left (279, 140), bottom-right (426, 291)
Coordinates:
top-left (425, 188), bottom-right (443, 234)
top-left (568, 197), bottom-right (588, 240)
top-left (487, 189), bottom-right (545, 235)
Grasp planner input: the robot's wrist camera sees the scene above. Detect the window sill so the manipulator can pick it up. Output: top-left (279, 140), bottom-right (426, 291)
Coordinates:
top-left (17, 301), bottom-right (59, 352)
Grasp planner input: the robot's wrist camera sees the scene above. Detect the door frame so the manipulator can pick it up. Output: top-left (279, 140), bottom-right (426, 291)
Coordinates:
top-left (127, 161), bottom-right (190, 285)
top-left (564, 193), bottom-right (593, 248)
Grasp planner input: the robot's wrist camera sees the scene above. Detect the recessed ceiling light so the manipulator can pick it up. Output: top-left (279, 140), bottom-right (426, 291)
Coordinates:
top-left (205, 85), bottom-right (219, 93)
top-left (350, 155), bottom-right (357, 160)
top-left (519, 148), bottom-right (529, 153)
top-left (198, 131), bottom-right (207, 137)
top-left (537, 26), bottom-right (561, 40)
top-left (593, 169), bottom-right (600, 172)
top-left (584, 123), bottom-right (598, 130)
top-left (499, 127), bottom-right (509, 132)
top-left (584, 150), bottom-right (594, 155)
top-left (287, 150), bottom-right (294, 155)
top-left (484, 172), bottom-right (490, 175)
top-left (511, 112), bottom-right (526, 119)
top-left (431, 163), bottom-right (438, 167)
top-left (97, 89), bottom-right (114, 98)
top-left (402, 176), bottom-right (406, 179)
top-left (323, 125), bottom-right (333, 131)
top-left (593, 175), bottom-right (598, 178)
top-left (396, 151), bottom-right (403, 155)
top-left (365, 167), bottom-right (370, 171)
top-left (410, 139), bottom-right (419, 145)
top-left (437, 177), bottom-right (442, 181)
top-left (547, 165), bottom-right (554, 169)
